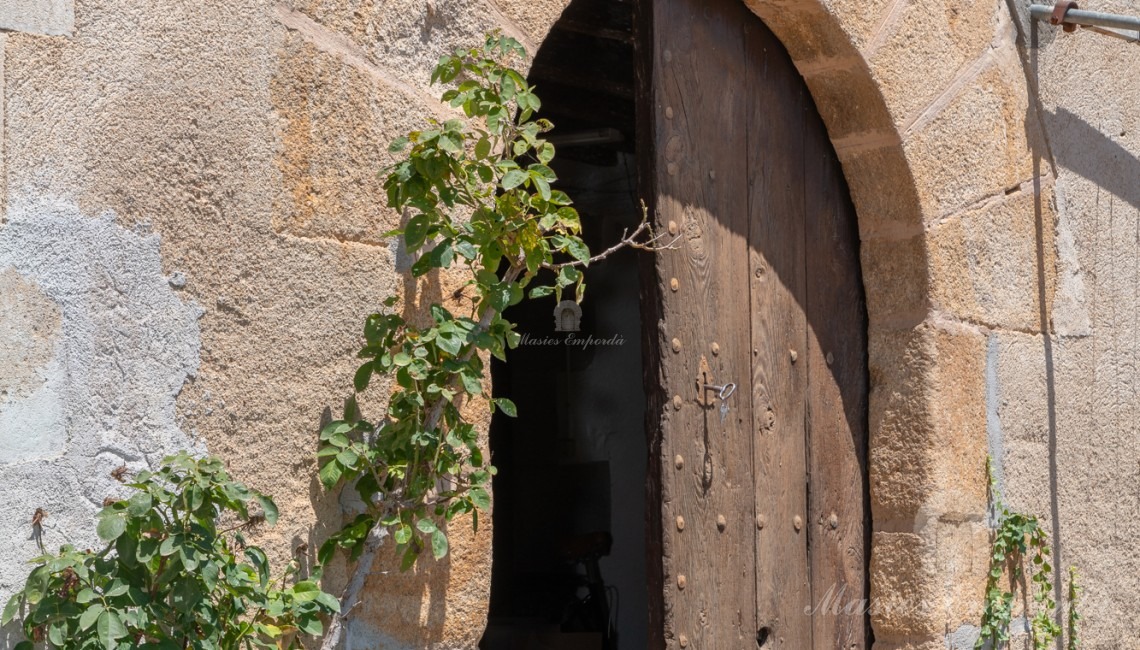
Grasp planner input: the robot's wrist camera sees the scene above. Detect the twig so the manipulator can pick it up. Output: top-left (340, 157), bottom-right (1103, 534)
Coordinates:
top-left (541, 202), bottom-right (680, 272)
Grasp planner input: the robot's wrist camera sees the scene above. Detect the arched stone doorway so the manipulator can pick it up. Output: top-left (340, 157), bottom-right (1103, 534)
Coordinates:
top-left (482, 0), bottom-right (1045, 641)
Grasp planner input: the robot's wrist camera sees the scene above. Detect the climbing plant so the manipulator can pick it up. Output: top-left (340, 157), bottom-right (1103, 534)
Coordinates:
top-left (313, 32), bottom-right (666, 648)
top-left (1066, 566), bottom-right (1081, 650)
top-left (978, 457), bottom-right (1080, 649)
top-left (2, 453), bottom-right (338, 649)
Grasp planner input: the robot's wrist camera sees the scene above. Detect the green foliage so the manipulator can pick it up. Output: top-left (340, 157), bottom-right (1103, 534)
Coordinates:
top-left (977, 457), bottom-right (1065, 649)
top-left (317, 33), bottom-right (595, 569)
top-left (2, 454), bottom-right (337, 649)
top-left (1067, 566), bottom-right (1081, 650)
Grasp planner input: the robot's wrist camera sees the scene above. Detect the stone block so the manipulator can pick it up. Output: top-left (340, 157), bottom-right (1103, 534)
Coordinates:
top-left (902, 46), bottom-right (1038, 219)
top-left (745, 2), bottom-right (858, 63)
top-left (926, 518), bottom-right (991, 627)
top-left (860, 233), bottom-right (929, 325)
top-left (868, 325), bottom-right (934, 523)
top-left (282, 0), bottom-right (530, 88)
top-left (803, 64), bottom-right (897, 140)
top-left (271, 34), bottom-right (427, 245)
top-left (836, 144), bottom-right (923, 240)
top-left (816, 0), bottom-right (901, 51)
top-left (872, 641), bottom-right (945, 650)
top-left (869, 532), bottom-right (941, 639)
top-left (928, 190), bottom-right (1057, 331)
top-left (867, 0), bottom-right (1005, 126)
top-left (926, 325), bottom-right (988, 517)
top-left (489, 0), bottom-right (571, 44)
top-left (869, 323), bottom-right (988, 523)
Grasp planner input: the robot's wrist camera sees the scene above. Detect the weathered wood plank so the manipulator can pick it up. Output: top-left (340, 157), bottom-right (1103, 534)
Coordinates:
top-left (803, 77), bottom-right (872, 648)
top-left (643, 3), bottom-right (869, 648)
top-left (744, 17), bottom-right (814, 649)
top-left (651, 0), bottom-right (757, 646)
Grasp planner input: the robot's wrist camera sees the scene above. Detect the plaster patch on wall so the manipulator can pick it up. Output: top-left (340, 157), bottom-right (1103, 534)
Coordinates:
top-left (0, 268), bottom-right (65, 462)
top-left (1050, 180), bottom-right (1091, 337)
top-left (947, 623), bottom-right (980, 649)
top-left (0, 196), bottom-right (203, 606)
top-left (985, 333), bottom-right (1005, 523)
top-left (0, 0), bottom-right (74, 36)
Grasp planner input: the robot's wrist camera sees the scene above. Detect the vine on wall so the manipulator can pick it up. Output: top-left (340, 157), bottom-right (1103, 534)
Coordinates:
top-left (978, 457), bottom-right (1080, 649)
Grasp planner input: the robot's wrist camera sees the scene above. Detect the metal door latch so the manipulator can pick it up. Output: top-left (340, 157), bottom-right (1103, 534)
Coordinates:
top-left (703, 382), bottom-right (736, 422)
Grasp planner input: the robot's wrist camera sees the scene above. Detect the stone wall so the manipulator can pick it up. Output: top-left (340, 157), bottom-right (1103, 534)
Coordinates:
top-left (0, 1), bottom-right (565, 647)
top-left (1, 0), bottom-right (1137, 647)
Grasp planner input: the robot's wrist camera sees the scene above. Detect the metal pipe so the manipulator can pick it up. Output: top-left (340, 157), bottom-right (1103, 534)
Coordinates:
top-left (1030, 3), bottom-right (1140, 34)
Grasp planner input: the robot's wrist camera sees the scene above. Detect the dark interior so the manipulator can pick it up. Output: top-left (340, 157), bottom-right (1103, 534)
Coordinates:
top-left (480, 2), bottom-right (648, 649)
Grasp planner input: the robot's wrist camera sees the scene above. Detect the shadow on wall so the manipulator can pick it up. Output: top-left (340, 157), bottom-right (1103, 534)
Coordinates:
top-left (1042, 106), bottom-right (1140, 211)
top-left (1006, 12), bottom-right (1140, 639)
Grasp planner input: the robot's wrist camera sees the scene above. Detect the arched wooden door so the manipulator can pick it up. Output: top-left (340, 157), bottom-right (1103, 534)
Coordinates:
top-left (638, 0), bottom-right (871, 647)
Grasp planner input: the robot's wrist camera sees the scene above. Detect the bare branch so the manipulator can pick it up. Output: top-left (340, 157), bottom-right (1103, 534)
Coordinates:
top-left (541, 201), bottom-right (680, 272)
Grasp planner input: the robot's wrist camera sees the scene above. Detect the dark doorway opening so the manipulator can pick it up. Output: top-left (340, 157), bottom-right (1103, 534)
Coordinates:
top-left (480, 2), bottom-right (649, 649)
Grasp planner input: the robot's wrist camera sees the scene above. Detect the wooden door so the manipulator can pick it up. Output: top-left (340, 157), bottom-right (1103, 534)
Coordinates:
top-left (638, 0), bottom-right (870, 647)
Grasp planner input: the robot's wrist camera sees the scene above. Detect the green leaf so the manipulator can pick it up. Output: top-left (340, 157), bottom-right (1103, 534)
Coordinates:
top-left (438, 131), bottom-right (464, 153)
top-left (354, 361), bottom-right (373, 392)
top-left (126, 492), bottom-right (153, 516)
top-left (533, 176), bottom-right (551, 201)
top-left (80, 603), bottom-right (105, 630)
top-left (493, 398), bottom-right (517, 417)
top-left (557, 265), bottom-right (580, 288)
top-left (538, 142), bottom-right (555, 164)
top-left (159, 535), bottom-right (178, 557)
top-left (298, 616), bottom-right (324, 636)
top-left (404, 214), bottom-right (431, 251)
top-left (97, 609), bottom-right (127, 648)
top-left (459, 370), bottom-right (483, 396)
top-left (469, 487), bottom-right (491, 510)
top-left (2, 593), bottom-right (20, 625)
top-left (336, 448), bottom-right (360, 468)
top-left (501, 169), bottom-right (528, 190)
top-left (474, 137), bottom-right (491, 159)
top-left (416, 519), bottom-right (438, 534)
top-left (96, 513), bottom-right (127, 542)
top-left (320, 420), bottom-right (353, 441)
top-left (388, 136), bottom-right (409, 152)
top-left (256, 494), bottom-right (279, 526)
top-left (293, 580), bottom-right (321, 600)
top-left (315, 591), bottom-right (341, 613)
top-left (431, 529), bottom-right (449, 559)
top-left (565, 237), bottom-right (590, 263)
top-left (319, 459), bottom-right (344, 489)
top-left (48, 623), bottom-right (67, 646)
